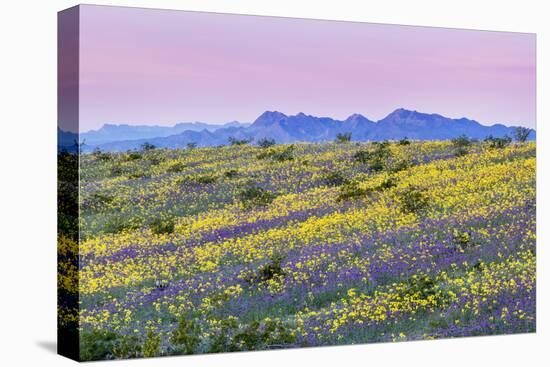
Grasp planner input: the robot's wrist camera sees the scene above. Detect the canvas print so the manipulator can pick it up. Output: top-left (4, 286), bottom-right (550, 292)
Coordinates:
top-left (58, 5), bottom-right (536, 361)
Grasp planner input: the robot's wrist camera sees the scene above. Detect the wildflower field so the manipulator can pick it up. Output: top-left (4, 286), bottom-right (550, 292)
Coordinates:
top-left (60, 139), bottom-right (535, 360)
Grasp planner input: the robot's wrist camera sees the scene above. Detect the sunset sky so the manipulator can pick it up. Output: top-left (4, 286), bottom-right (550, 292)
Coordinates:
top-left (75, 5), bottom-right (536, 131)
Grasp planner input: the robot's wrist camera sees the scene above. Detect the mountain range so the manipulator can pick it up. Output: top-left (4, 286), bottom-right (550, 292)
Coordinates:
top-left (57, 108), bottom-right (534, 152)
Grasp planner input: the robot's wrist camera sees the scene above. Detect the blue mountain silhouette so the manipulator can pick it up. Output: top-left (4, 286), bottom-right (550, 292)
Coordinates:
top-left (80, 108), bottom-right (534, 152)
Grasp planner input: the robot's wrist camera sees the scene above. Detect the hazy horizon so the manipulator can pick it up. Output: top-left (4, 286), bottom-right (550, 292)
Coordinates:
top-left (65, 5), bottom-right (536, 132)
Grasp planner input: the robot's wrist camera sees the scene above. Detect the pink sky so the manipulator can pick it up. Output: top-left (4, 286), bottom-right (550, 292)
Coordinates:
top-left (78, 5), bottom-right (536, 131)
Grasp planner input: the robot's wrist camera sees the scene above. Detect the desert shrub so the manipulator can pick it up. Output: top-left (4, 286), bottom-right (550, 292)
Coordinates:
top-left (403, 275), bottom-right (450, 307)
top-left (389, 159), bottom-right (411, 173)
top-left (378, 176), bottom-right (398, 190)
top-left (149, 215), bottom-right (175, 235)
top-left (336, 182), bottom-right (368, 202)
top-left (104, 216), bottom-right (143, 234)
top-left (352, 150), bottom-right (371, 164)
top-left (80, 329), bottom-right (119, 361)
top-left (141, 142), bottom-right (156, 151)
top-left (170, 317), bottom-right (201, 355)
top-left (127, 171), bottom-right (150, 180)
top-left (186, 142), bottom-right (197, 149)
top-left (484, 135), bottom-right (512, 149)
top-left (113, 334), bottom-right (142, 359)
top-left (196, 174), bottom-right (218, 184)
top-left (513, 126), bottom-right (533, 142)
top-left (398, 137), bottom-right (411, 145)
top-left (336, 176), bottom-right (397, 202)
top-left (451, 135), bottom-right (472, 156)
top-left (177, 173), bottom-right (218, 186)
top-left (353, 141), bottom-right (391, 171)
top-left (92, 148), bottom-right (112, 161)
top-left (320, 171), bottom-right (349, 187)
top-left (451, 229), bottom-right (477, 253)
top-left (278, 145), bottom-right (295, 161)
top-left (208, 317), bottom-right (239, 353)
top-left (257, 137), bottom-right (276, 148)
top-left (373, 140), bottom-right (391, 150)
top-left (110, 165), bottom-right (124, 176)
top-left (126, 151), bottom-right (142, 161)
top-left (257, 145), bottom-right (295, 162)
top-left (229, 137), bottom-right (253, 146)
top-left (223, 169), bottom-right (239, 178)
top-left (148, 157), bottom-right (162, 166)
top-left (245, 253), bottom-right (286, 284)
top-left (399, 186), bottom-right (429, 213)
top-left (238, 186), bottom-right (276, 209)
top-left (258, 254), bottom-right (285, 281)
top-left (335, 132), bottom-right (352, 143)
top-left (142, 330), bottom-right (161, 358)
top-left (166, 162), bottom-right (186, 173)
top-left (403, 275), bottom-right (437, 299)
top-left (85, 192), bottom-right (114, 209)
top-left (208, 317), bottom-right (296, 353)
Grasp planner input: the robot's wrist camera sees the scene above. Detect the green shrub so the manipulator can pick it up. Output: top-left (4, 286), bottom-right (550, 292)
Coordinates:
top-left (195, 174), bottom-right (218, 184)
top-left (389, 159), bottom-right (411, 173)
top-left (170, 317), bottom-right (201, 355)
top-left (208, 317), bottom-right (296, 353)
top-left (85, 192), bottom-right (114, 209)
top-left (113, 334), bottom-right (142, 359)
top-left (150, 216), bottom-right (175, 235)
top-left (484, 135), bottom-right (512, 149)
top-left (320, 171), bottom-right (349, 187)
top-left (142, 330), bottom-right (161, 358)
top-left (335, 132), bottom-right (352, 143)
top-left (127, 171), bottom-right (150, 180)
top-left (399, 186), bottom-right (429, 213)
top-left (110, 165), bottom-right (124, 177)
top-left (167, 162), bottom-right (186, 173)
top-left (92, 148), bottom-right (112, 161)
top-left (378, 176), bottom-right (398, 190)
top-left (353, 141), bottom-right (391, 171)
top-left (257, 145), bottom-right (295, 162)
top-left (104, 216), bottom-right (143, 234)
top-left (451, 229), bottom-right (477, 253)
top-left (229, 137), bottom-right (253, 146)
top-left (352, 150), bottom-right (371, 164)
top-left (402, 275), bottom-right (449, 307)
top-left (398, 137), bottom-right (411, 145)
top-left (80, 329), bottom-right (119, 361)
top-left (223, 169), bottom-right (239, 178)
top-left (257, 137), bottom-right (276, 148)
top-left (238, 186), bottom-right (276, 209)
top-left (126, 151), bottom-right (142, 161)
top-left (186, 142), bottom-right (197, 149)
top-left (513, 126), bottom-right (533, 142)
top-left (451, 135), bottom-right (472, 156)
top-left (141, 142), bottom-right (156, 151)
top-left (245, 253), bottom-right (286, 284)
top-left (403, 275), bottom-right (437, 299)
top-left (336, 182), bottom-right (368, 202)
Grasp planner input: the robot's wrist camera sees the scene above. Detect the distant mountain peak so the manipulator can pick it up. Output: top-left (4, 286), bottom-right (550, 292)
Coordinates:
top-left (345, 113), bottom-right (369, 122)
top-left (259, 110), bottom-right (287, 119)
top-left (251, 111), bottom-right (288, 127)
top-left (385, 108), bottom-right (415, 118)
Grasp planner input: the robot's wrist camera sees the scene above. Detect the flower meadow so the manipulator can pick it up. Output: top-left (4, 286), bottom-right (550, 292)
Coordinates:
top-left (58, 139), bottom-right (535, 360)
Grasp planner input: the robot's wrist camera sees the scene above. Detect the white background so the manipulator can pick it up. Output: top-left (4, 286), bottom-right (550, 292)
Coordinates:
top-left (0, 0), bottom-right (547, 366)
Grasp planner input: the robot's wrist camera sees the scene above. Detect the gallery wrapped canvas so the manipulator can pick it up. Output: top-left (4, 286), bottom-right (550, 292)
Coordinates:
top-left (58, 5), bottom-right (536, 361)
